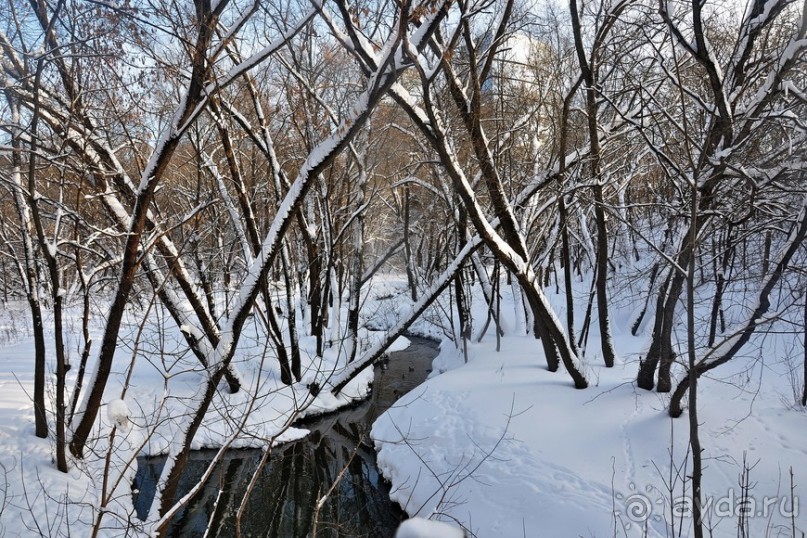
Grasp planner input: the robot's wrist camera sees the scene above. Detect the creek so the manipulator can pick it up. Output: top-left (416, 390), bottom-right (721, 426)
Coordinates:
top-left (132, 335), bottom-right (440, 537)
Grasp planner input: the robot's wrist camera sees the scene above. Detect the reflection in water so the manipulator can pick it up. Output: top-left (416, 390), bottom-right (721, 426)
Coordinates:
top-left (133, 336), bottom-right (439, 537)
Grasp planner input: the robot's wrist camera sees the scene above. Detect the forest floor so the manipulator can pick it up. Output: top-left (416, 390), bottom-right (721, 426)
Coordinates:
top-left (0, 273), bottom-right (804, 537)
top-left (0, 288), bottom-right (409, 536)
top-left (372, 275), bottom-right (807, 537)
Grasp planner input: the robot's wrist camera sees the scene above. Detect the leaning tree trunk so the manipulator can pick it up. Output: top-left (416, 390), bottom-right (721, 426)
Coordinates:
top-left (154, 5), bottom-right (457, 521)
top-left (70, 2), bottom-right (231, 459)
top-left (632, 216), bottom-right (676, 337)
top-left (639, 225), bottom-right (696, 393)
top-left (441, 30), bottom-right (584, 384)
top-left (556, 76), bottom-right (582, 356)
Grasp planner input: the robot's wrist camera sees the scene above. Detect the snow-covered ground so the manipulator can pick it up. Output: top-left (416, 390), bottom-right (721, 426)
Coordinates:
top-left (0, 270), bottom-right (805, 537)
top-left (0, 286), bottom-right (409, 536)
top-left (373, 277), bottom-right (807, 537)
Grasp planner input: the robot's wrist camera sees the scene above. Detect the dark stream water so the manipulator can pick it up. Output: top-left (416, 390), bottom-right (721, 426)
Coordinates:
top-left (132, 336), bottom-right (439, 537)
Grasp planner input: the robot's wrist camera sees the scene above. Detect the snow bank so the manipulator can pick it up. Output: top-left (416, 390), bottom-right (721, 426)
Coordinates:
top-left (396, 517), bottom-right (464, 538)
top-left (372, 281), bottom-right (807, 537)
top-left (0, 283), bottom-right (413, 536)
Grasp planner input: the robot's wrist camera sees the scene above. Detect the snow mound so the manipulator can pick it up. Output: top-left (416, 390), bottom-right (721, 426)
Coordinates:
top-left (395, 517), bottom-right (464, 538)
top-left (107, 399), bottom-right (131, 430)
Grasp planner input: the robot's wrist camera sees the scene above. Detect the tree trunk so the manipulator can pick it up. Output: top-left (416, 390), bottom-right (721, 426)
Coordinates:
top-left (5, 93), bottom-right (48, 439)
top-left (762, 229), bottom-right (772, 277)
top-left (640, 225), bottom-right (695, 393)
top-left (403, 185), bottom-right (418, 302)
top-left (655, 271), bottom-right (684, 392)
top-left (636, 271), bottom-right (672, 390)
top-left (260, 292), bottom-right (293, 385)
top-left (559, 196), bottom-right (580, 357)
top-left (345, 158), bottom-right (367, 364)
top-left (593, 185), bottom-right (617, 367)
top-left (631, 261), bottom-right (658, 336)
top-left (29, 297), bottom-right (49, 439)
top-left (432, 50), bottom-right (585, 386)
top-left (708, 226), bottom-right (732, 346)
top-left (306, 231), bottom-right (324, 343)
top-left (280, 248), bottom-right (301, 380)
top-left (25, 58), bottom-right (68, 470)
top-left (686, 179), bottom-right (704, 538)
top-left (802, 295), bottom-right (806, 407)
top-left (569, 0), bottom-right (617, 367)
top-left (68, 244), bottom-right (93, 425)
top-left (331, 233), bottom-right (484, 394)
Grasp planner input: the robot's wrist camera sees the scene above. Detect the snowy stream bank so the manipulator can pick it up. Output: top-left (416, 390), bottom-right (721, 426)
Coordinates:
top-left (131, 336), bottom-right (440, 537)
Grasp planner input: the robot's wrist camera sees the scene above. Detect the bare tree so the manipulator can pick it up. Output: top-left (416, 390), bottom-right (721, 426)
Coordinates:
top-left (568, 0), bottom-right (632, 367)
top-left (636, 0), bottom-right (807, 392)
top-left (1, 94), bottom-right (48, 439)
